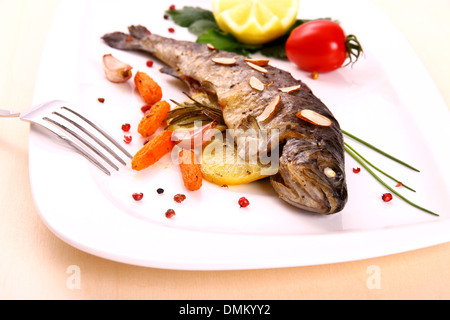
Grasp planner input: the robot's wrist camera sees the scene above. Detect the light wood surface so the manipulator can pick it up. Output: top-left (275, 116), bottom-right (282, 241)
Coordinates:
top-left (1, 0), bottom-right (449, 300)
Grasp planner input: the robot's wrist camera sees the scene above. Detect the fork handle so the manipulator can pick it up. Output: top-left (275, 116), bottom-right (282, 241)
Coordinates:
top-left (0, 109), bottom-right (20, 117)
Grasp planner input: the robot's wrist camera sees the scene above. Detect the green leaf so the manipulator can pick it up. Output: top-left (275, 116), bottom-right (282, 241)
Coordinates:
top-left (259, 42), bottom-right (287, 59)
top-left (197, 29), bottom-right (262, 56)
top-left (166, 7), bottom-right (215, 28)
top-left (166, 8), bottom-right (340, 60)
top-left (188, 20), bottom-right (220, 36)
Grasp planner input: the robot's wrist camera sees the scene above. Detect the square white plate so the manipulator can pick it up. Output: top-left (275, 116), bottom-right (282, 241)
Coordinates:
top-left (30, 0), bottom-right (450, 270)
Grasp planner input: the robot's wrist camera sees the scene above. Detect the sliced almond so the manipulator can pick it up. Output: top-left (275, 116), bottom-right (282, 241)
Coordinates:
top-left (296, 109), bottom-right (333, 127)
top-left (249, 76), bottom-right (265, 92)
top-left (246, 61), bottom-right (268, 73)
top-left (244, 58), bottom-right (269, 66)
top-left (211, 57), bottom-right (237, 66)
top-left (257, 95), bottom-right (281, 122)
top-left (207, 43), bottom-right (216, 50)
top-left (278, 85), bottom-right (301, 93)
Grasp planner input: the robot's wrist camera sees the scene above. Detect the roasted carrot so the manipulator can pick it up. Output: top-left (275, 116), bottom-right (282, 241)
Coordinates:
top-left (137, 100), bottom-right (171, 137)
top-left (134, 71), bottom-right (162, 105)
top-left (178, 150), bottom-right (203, 191)
top-left (131, 130), bottom-right (175, 171)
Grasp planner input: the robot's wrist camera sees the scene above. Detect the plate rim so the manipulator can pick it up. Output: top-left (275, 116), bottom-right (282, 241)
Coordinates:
top-left (29, 0), bottom-right (450, 270)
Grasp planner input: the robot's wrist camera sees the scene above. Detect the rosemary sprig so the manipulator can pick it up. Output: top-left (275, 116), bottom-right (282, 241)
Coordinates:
top-left (345, 144), bottom-right (438, 217)
top-left (342, 130), bottom-right (420, 172)
top-left (166, 92), bottom-right (224, 128)
top-left (345, 143), bottom-right (416, 192)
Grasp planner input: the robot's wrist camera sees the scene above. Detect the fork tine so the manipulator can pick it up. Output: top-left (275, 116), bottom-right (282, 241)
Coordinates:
top-left (43, 117), bottom-right (120, 171)
top-left (36, 123), bottom-right (111, 176)
top-left (61, 106), bottom-right (133, 159)
top-left (52, 111), bottom-right (127, 166)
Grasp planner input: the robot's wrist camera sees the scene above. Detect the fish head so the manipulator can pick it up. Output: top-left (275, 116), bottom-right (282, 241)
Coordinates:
top-left (270, 138), bottom-right (348, 214)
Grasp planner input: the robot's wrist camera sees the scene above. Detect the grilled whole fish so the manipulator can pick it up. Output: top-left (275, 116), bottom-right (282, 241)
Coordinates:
top-left (103, 26), bottom-right (348, 214)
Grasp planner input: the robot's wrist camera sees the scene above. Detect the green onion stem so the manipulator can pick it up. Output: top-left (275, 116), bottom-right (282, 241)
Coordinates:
top-left (344, 144), bottom-right (438, 217)
top-left (342, 130), bottom-right (420, 172)
top-left (345, 143), bottom-right (416, 192)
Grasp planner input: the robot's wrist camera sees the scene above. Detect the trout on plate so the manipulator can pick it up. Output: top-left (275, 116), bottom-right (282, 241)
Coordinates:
top-left (102, 26), bottom-right (348, 214)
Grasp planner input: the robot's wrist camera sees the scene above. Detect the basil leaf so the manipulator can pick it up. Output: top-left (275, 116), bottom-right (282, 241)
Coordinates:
top-left (260, 43), bottom-right (287, 59)
top-left (197, 29), bottom-right (261, 56)
top-left (166, 7), bottom-right (215, 28)
top-left (189, 20), bottom-right (220, 36)
top-left (166, 7), bottom-right (336, 60)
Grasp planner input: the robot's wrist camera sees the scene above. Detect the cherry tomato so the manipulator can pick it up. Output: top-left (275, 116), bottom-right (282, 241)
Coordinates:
top-left (286, 20), bottom-right (360, 73)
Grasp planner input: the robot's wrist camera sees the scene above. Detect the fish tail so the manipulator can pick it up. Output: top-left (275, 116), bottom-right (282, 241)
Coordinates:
top-left (102, 25), bottom-right (151, 51)
top-left (103, 26), bottom-right (203, 68)
top-left (102, 31), bottom-right (134, 50)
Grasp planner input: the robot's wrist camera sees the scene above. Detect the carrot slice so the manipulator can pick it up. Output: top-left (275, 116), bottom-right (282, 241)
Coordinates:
top-left (134, 71), bottom-right (163, 105)
top-left (131, 131), bottom-right (175, 171)
top-left (138, 100), bottom-right (171, 137)
top-left (178, 150), bottom-right (203, 191)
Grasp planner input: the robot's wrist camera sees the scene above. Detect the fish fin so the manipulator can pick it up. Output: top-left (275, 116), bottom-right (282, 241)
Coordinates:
top-left (159, 67), bottom-right (205, 95)
top-left (160, 66), bottom-right (181, 79)
top-left (128, 25), bottom-right (151, 40)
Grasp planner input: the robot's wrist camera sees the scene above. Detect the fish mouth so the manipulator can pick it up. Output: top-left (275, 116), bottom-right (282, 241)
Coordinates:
top-left (271, 164), bottom-right (348, 214)
top-left (270, 139), bottom-right (348, 214)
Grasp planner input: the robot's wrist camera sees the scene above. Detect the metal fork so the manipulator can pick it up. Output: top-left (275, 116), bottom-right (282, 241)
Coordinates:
top-left (0, 100), bottom-right (132, 175)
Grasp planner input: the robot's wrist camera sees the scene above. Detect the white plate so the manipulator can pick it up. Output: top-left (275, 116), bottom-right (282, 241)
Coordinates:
top-left (30, 0), bottom-right (450, 270)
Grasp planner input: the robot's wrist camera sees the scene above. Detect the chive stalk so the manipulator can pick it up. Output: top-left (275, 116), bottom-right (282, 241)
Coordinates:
top-left (342, 130), bottom-right (420, 172)
top-left (344, 144), bottom-right (438, 217)
top-left (345, 143), bottom-right (416, 192)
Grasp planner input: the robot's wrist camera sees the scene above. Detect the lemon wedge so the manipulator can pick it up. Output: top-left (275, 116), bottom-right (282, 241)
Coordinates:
top-left (212, 0), bottom-right (299, 45)
top-left (200, 135), bottom-right (272, 186)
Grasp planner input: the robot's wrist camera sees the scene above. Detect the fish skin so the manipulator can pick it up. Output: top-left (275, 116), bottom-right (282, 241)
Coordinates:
top-left (102, 26), bottom-right (348, 214)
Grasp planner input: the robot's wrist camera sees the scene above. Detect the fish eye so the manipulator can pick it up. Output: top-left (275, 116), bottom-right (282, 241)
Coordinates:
top-left (323, 166), bottom-right (344, 181)
top-left (324, 167), bottom-right (336, 178)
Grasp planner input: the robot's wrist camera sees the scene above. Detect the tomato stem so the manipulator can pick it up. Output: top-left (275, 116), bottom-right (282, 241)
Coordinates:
top-left (344, 34), bottom-right (364, 67)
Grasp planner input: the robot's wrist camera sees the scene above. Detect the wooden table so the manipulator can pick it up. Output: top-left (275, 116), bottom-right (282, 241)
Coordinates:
top-left (1, 0), bottom-right (449, 300)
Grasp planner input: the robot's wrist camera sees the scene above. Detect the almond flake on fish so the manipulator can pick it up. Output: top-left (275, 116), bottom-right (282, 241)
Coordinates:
top-left (249, 76), bottom-right (265, 91)
top-left (244, 58), bottom-right (269, 66)
top-left (246, 61), bottom-right (268, 73)
top-left (211, 57), bottom-right (237, 66)
top-left (296, 109), bottom-right (332, 127)
top-left (257, 95), bottom-right (281, 122)
top-left (278, 85), bottom-right (301, 93)
top-left (207, 43), bottom-right (216, 50)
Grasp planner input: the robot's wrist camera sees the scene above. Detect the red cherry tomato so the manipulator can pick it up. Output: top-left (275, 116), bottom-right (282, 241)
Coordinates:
top-left (286, 20), bottom-right (358, 73)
